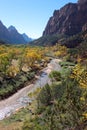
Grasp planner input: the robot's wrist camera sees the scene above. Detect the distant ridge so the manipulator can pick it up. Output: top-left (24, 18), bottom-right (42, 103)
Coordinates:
top-left (22, 33), bottom-right (33, 42)
top-left (8, 25), bottom-right (26, 44)
top-left (0, 21), bottom-right (32, 44)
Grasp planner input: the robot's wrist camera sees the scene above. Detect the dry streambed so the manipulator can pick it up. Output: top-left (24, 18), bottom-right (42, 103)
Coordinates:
top-left (0, 59), bottom-right (61, 120)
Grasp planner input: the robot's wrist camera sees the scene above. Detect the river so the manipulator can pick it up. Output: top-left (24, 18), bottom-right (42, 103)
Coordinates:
top-left (0, 59), bottom-right (61, 120)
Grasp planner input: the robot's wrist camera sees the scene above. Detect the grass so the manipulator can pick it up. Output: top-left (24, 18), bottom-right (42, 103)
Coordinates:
top-left (0, 107), bottom-right (29, 129)
top-left (0, 105), bottom-right (34, 130)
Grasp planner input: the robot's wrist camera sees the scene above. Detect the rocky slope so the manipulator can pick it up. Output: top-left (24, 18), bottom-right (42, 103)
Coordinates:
top-left (43, 0), bottom-right (87, 36)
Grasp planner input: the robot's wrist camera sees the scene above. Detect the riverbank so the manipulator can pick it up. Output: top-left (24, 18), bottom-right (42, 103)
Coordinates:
top-left (0, 58), bottom-right (61, 120)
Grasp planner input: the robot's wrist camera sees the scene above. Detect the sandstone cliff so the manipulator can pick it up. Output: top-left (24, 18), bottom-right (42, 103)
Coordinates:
top-left (43, 0), bottom-right (87, 36)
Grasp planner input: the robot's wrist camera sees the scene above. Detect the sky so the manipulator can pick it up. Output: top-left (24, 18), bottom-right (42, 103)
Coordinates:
top-left (0, 0), bottom-right (77, 39)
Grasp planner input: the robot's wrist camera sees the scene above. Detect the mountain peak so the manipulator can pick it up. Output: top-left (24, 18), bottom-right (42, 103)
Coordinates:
top-left (8, 25), bottom-right (17, 32)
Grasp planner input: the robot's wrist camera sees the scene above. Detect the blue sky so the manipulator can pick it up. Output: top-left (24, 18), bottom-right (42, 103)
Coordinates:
top-left (0, 0), bottom-right (77, 38)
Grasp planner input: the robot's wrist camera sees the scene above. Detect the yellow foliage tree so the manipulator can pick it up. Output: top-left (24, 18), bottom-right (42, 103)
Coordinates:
top-left (6, 65), bottom-right (20, 77)
top-left (24, 49), bottom-right (42, 67)
top-left (54, 44), bottom-right (68, 57)
top-left (71, 64), bottom-right (87, 88)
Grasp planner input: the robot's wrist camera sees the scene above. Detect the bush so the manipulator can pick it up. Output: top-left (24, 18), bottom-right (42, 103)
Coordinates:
top-left (37, 84), bottom-right (52, 106)
top-left (49, 71), bottom-right (61, 82)
top-left (59, 61), bottom-right (75, 67)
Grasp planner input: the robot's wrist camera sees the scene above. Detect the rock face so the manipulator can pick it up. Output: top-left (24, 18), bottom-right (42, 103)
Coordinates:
top-left (43, 0), bottom-right (87, 36)
top-left (82, 23), bottom-right (87, 32)
top-left (78, 0), bottom-right (87, 4)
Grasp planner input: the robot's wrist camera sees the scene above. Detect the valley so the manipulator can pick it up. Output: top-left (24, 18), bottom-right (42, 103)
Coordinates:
top-left (0, 0), bottom-right (87, 129)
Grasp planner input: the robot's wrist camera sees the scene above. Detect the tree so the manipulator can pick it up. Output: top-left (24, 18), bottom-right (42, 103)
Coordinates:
top-left (71, 64), bottom-right (87, 88)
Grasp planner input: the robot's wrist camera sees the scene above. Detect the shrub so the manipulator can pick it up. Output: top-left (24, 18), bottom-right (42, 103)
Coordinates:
top-left (37, 84), bottom-right (52, 106)
top-left (49, 71), bottom-right (61, 82)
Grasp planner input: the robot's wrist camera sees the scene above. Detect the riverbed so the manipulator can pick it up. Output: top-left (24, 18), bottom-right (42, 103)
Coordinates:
top-left (0, 59), bottom-right (61, 120)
